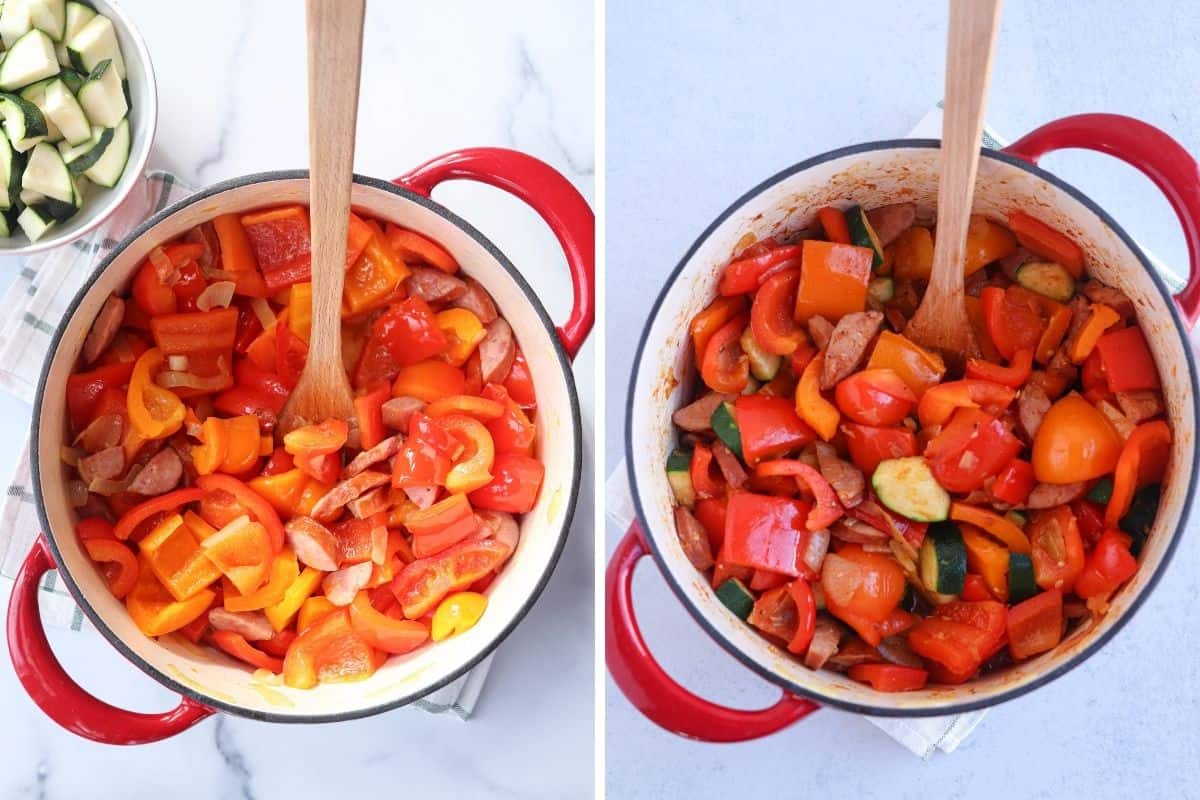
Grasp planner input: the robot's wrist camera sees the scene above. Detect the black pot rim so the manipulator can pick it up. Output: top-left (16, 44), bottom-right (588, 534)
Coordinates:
top-left (624, 138), bottom-right (1200, 718)
top-left (30, 169), bottom-right (584, 724)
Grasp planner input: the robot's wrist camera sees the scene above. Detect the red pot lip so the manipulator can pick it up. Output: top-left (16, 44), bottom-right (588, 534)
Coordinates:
top-left (27, 169), bottom-right (584, 724)
top-left (624, 138), bottom-right (1200, 718)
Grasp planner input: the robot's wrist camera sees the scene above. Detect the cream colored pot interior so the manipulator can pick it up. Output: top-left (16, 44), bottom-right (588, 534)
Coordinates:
top-left (630, 145), bottom-right (1196, 713)
top-left (37, 177), bottom-right (579, 719)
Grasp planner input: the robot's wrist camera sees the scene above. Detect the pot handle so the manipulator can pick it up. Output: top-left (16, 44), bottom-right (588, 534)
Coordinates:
top-left (6, 536), bottom-right (214, 745)
top-left (396, 148), bottom-right (595, 359)
top-left (606, 521), bottom-right (819, 742)
top-left (1004, 113), bottom-right (1200, 327)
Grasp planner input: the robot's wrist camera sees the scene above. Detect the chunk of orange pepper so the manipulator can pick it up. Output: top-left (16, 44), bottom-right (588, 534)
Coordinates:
top-left (282, 608), bottom-right (385, 689)
top-left (793, 240), bottom-right (872, 323)
top-left (126, 556), bottom-right (216, 637)
top-left (200, 515), bottom-right (273, 595)
top-left (138, 513), bottom-right (223, 601)
top-left (264, 566), bottom-right (324, 632)
top-left (795, 352), bottom-right (840, 441)
top-left (126, 347), bottom-right (185, 440)
top-left (224, 547), bottom-right (299, 612)
top-left (865, 330), bottom-right (946, 398)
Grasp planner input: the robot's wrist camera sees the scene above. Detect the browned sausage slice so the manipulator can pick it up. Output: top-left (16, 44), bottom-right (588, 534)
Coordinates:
top-left (285, 516), bottom-right (341, 571)
top-left (807, 315), bottom-right (834, 351)
top-left (127, 448), bottom-right (183, 495)
top-left (404, 485), bottom-right (438, 509)
top-left (322, 561), bottom-right (374, 606)
top-left (310, 471), bottom-right (391, 522)
top-left (478, 318), bottom-right (516, 385)
top-left (347, 487), bottom-right (389, 519)
top-left (382, 397), bottom-right (425, 431)
top-left (208, 608), bottom-right (275, 642)
top-left (710, 441), bottom-right (748, 489)
top-left (674, 506), bottom-right (713, 571)
top-left (865, 203), bottom-right (917, 247)
top-left (1017, 383), bottom-right (1051, 440)
top-left (405, 265), bottom-right (467, 305)
top-left (672, 391), bottom-right (735, 432)
top-left (449, 277), bottom-right (498, 324)
top-left (820, 311), bottom-right (883, 390)
top-left (78, 446), bottom-right (125, 485)
top-left (1116, 391), bottom-right (1163, 423)
top-left (815, 441), bottom-right (865, 509)
top-left (82, 295), bottom-right (125, 365)
top-left (1025, 482), bottom-right (1087, 509)
top-left (342, 435), bottom-right (402, 479)
top-left (804, 615), bottom-right (843, 669)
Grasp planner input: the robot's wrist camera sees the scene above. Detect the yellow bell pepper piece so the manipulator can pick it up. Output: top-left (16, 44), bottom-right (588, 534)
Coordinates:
top-left (264, 566), bottom-right (324, 632)
top-left (430, 592), bottom-right (488, 641)
top-left (435, 309), bottom-right (486, 367)
top-left (297, 596), bottom-right (338, 633)
top-left (288, 281), bottom-right (313, 343)
top-left (126, 348), bottom-right (184, 440)
top-left (224, 547), bottom-right (300, 612)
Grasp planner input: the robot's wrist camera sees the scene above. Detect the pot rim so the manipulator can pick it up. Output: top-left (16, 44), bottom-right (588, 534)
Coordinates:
top-left (625, 138), bottom-right (1200, 717)
top-left (31, 169), bottom-right (583, 723)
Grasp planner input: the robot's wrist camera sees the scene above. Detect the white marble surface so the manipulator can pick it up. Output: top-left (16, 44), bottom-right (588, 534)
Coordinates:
top-left (605, 1), bottom-right (1200, 797)
top-left (0, 1), bottom-right (594, 798)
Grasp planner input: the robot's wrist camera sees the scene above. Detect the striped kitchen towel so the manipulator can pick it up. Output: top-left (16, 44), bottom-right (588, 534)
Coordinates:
top-left (0, 171), bottom-right (493, 719)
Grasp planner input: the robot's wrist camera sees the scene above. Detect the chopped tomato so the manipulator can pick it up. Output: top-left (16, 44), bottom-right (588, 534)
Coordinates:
top-left (821, 545), bottom-right (906, 639)
top-left (908, 600), bottom-right (1006, 675)
top-left (981, 286), bottom-right (1044, 359)
top-left (1074, 530), bottom-right (1137, 599)
top-left (991, 459), bottom-right (1036, 506)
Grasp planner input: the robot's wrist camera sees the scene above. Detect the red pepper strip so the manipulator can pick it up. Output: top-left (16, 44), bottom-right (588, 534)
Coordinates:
top-left (786, 580), bottom-right (817, 654)
top-left (113, 488), bottom-right (205, 541)
top-left (1105, 420), bottom-right (1170, 527)
top-left (1095, 326), bottom-right (1160, 393)
top-left (210, 630), bottom-right (284, 673)
top-left (690, 443), bottom-right (724, 499)
top-left (717, 246), bottom-right (804, 296)
top-left (195, 474), bottom-right (286, 553)
top-left (848, 663), bottom-right (929, 692)
top-left (991, 458), bottom-right (1036, 506)
top-left (755, 459), bottom-right (843, 531)
top-left (817, 207), bottom-right (851, 245)
top-left (964, 348), bottom-right (1033, 389)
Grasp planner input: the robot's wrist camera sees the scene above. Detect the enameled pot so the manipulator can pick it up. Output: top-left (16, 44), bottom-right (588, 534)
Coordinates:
top-left (608, 114), bottom-right (1200, 741)
top-left (7, 148), bottom-right (594, 744)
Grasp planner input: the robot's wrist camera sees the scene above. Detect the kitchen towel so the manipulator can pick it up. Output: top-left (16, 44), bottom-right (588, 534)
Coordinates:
top-left (0, 171), bottom-right (491, 719)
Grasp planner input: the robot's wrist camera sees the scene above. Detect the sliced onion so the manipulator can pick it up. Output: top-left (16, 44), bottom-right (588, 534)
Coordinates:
top-left (157, 370), bottom-right (229, 391)
top-left (249, 296), bottom-right (276, 329)
top-left (167, 354), bottom-right (190, 371)
top-left (67, 480), bottom-right (90, 508)
top-left (87, 477), bottom-right (128, 496)
top-left (862, 541), bottom-right (893, 554)
top-left (801, 527), bottom-right (831, 577)
top-left (196, 281), bottom-right (236, 312)
top-left (60, 445), bottom-right (83, 466)
top-left (148, 246), bottom-right (179, 286)
top-left (74, 412), bottom-right (125, 453)
top-left (804, 616), bottom-right (842, 670)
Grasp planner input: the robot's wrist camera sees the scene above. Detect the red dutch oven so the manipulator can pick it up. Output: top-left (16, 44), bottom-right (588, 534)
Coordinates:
top-left (608, 114), bottom-right (1200, 741)
top-left (7, 148), bottom-right (593, 744)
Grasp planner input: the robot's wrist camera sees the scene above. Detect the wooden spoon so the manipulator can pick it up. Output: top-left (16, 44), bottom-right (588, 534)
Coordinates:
top-left (278, 0), bottom-right (366, 435)
top-left (904, 0), bottom-right (1004, 364)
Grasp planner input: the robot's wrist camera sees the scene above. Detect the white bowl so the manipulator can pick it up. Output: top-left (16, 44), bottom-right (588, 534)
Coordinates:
top-left (0, 0), bottom-right (157, 255)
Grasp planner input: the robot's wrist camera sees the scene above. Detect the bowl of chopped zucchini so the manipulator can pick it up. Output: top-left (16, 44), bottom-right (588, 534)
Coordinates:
top-left (0, 0), bottom-right (155, 252)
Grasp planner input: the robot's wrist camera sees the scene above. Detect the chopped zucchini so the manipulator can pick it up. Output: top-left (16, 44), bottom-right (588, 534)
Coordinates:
top-left (1008, 552), bottom-right (1038, 603)
top-left (57, 65), bottom-right (84, 92)
top-left (21, 139), bottom-right (71, 202)
top-left (739, 326), bottom-right (780, 381)
top-left (1087, 477), bottom-right (1114, 504)
top-left (919, 522), bottom-right (967, 595)
top-left (846, 206), bottom-right (885, 269)
top-left (16, 202), bottom-right (54, 240)
top-left (27, 0), bottom-right (65, 41)
top-left (0, 28), bottom-right (59, 91)
top-left (868, 276), bottom-right (894, 304)
top-left (872, 457), bottom-right (951, 522)
top-left (81, 116), bottom-right (126, 186)
top-left (1119, 484), bottom-right (1160, 556)
top-left (0, 91), bottom-right (47, 149)
top-left (66, 12), bottom-right (124, 78)
top-left (710, 401), bottom-right (743, 460)
top-left (43, 78), bottom-right (88, 144)
top-left (76, 57), bottom-right (126, 127)
top-left (0, 0), bottom-right (31, 49)
top-left (59, 122), bottom-right (108, 170)
top-left (19, 78), bottom-right (63, 142)
top-left (715, 578), bottom-right (755, 620)
top-left (55, 1), bottom-right (93, 65)
top-left (1015, 261), bottom-right (1075, 302)
top-left (0, 128), bottom-right (20, 210)
top-left (666, 449), bottom-right (695, 508)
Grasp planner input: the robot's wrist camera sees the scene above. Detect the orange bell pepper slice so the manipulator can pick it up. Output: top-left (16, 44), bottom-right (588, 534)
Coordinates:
top-left (1036, 300), bottom-right (1072, 365)
top-left (149, 308), bottom-right (238, 355)
top-left (211, 630), bottom-right (284, 674)
top-left (287, 281), bottom-right (313, 343)
top-left (264, 566), bottom-right (324, 632)
top-left (346, 212), bottom-right (374, 267)
top-left (219, 415), bottom-right (261, 474)
top-left (224, 547), bottom-right (300, 612)
top-left (191, 417), bottom-right (227, 476)
top-left (201, 515), bottom-right (274, 595)
top-left (248, 468), bottom-right (310, 517)
top-left (1105, 420), bottom-right (1171, 527)
top-left (282, 608), bottom-right (385, 689)
top-left (353, 383), bottom-right (391, 450)
top-left (283, 418), bottom-right (348, 460)
top-left (960, 525), bottom-right (1010, 601)
top-left (392, 359), bottom-right (466, 402)
top-left (963, 295), bottom-right (1003, 363)
top-left (793, 240), bottom-right (872, 323)
top-left (916, 379), bottom-right (1016, 428)
top-left (425, 394), bottom-right (505, 420)
top-left (127, 348), bottom-right (185, 440)
top-left (125, 556), bottom-right (216, 637)
top-left (196, 474), bottom-right (286, 552)
top-left (404, 493), bottom-right (474, 537)
top-left (138, 513), bottom-right (223, 601)
top-left (439, 415), bottom-right (496, 494)
top-left (349, 592), bottom-right (430, 653)
top-left (83, 538), bottom-right (139, 599)
top-left (963, 215), bottom-right (1017, 275)
top-left (297, 596), bottom-right (338, 633)
top-left (795, 352), bottom-right (840, 441)
top-left (892, 226), bottom-right (935, 281)
top-left (1007, 211), bottom-right (1085, 278)
top-left (344, 236), bottom-right (409, 316)
top-left (183, 510), bottom-right (219, 541)
top-left (965, 348), bottom-right (1034, 389)
top-left (435, 309), bottom-right (486, 367)
top-left (385, 224), bottom-right (458, 274)
top-left (113, 487), bottom-right (205, 540)
top-left (865, 330), bottom-right (946, 398)
top-left (816, 206), bottom-right (851, 244)
top-left (690, 295), bottom-right (747, 360)
top-left (950, 502), bottom-right (1031, 554)
top-left (1067, 303), bottom-right (1120, 364)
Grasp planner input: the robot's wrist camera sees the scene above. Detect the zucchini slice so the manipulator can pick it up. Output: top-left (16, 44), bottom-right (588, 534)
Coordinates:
top-left (1119, 483), bottom-right (1160, 555)
top-left (59, 123), bottom-right (108, 170)
top-left (715, 578), bottom-right (755, 620)
top-left (57, 66), bottom-right (85, 92)
top-left (868, 276), bottom-right (894, 305)
top-left (1008, 552), bottom-right (1038, 603)
top-left (0, 91), bottom-right (48, 150)
top-left (1086, 477), bottom-right (1113, 504)
top-left (19, 78), bottom-right (63, 141)
top-left (846, 206), bottom-right (885, 269)
top-left (76, 57), bottom-right (126, 127)
top-left (66, 13), bottom-right (124, 79)
top-left (55, 1), bottom-right (93, 65)
top-left (739, 326), bottom-right (780, 381)
top-left (42, 77), bottom-right (88, 144)
top-left (0, 128), bottom-right (20, 210)
top-left (27, 0), bottom-right (65, 41)
top-left (666, 449), bottom-right (696, 508)
top-left (81, 116), bottom-right (126, 186)
top-left (919, 522), bottom-right (967, 595)
top-left (710, 401), bottom-right (743, 460)
top-left (0, 28), bottom-right (59, 91)
top-left (16, 202), bottom-right (54, 240)
top-left (872, 457), bottom-right (951, 522)
top-left (1015, 261), bottom-right (1075, 302)
top-left (0, 0), bottom-right (32, 49)
top-left (21, 139), bottom-right (71, 202)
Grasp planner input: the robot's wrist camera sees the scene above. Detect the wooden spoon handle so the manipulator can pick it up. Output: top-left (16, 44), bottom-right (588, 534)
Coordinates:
top-left (305, 0), bottom-right (365, 370)
top-left (930, 0), bottom-right (1003, 296)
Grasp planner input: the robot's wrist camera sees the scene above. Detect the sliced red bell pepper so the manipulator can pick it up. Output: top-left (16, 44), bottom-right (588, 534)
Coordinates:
top-left (960, 573), bottom-right (995, 602)
top-left (924, 407), bottom-right (1023, 493)
top-left (171, 261), bottom-right (207, 312)
top-left (392, 411), bottom-right (457, 489)
top-left (1007, 211), bottom-right (1084, 278)
top-left (754, 459), bottom-right (843, 530)
top-left (113, 488), bottom-right (206, 540)
top-left (1074, 529), bottom-right (1138, 598)
top-left (385, 225), bottom-right (459, 273)
top-left (66, 361), bottom-right (135, 432)
top-left (964, 348), bottom-right (1033, 388)
top-left (734, 394), bottom-right (815, 464)
top-left (195, 474), bottom-right (286, 553)
top-left (468, 453), bottom-right (544, 514)
top-left (240, 205), bottom-right (313, 293)
top-left (503, 350), bottom-right (536, 410)
top-left (214, 360), bottom-right (291, 429)
top-left (1007, 589), bottom-right (1064, 661)
top-left (354, 383), bottom-right (391, 450)
top-left (842, 423), bottom-right (917, 476)
top-left (1095, 326), bottom-right (1160, 393)
top-left (719, 492), bottom-right (813, 577)
top-left (1105, 420), bottom-right (1170, 527)
top-left (786, 579), bottom-right (816, 654)
top-left (991, 458), bottom-right (1036, 506)
top-left (718, 245), bottom-right (803, 296)
top-left (275, 321), bottom-right (309, 389)
top-left (689, 443), bottom-right (723, 500)
top-left (211, 629), bottom-right (284, 673)
top-left (700, 314), bottom-right (749, 394)
top-left (149, 308), bottom-right (239, 355)
top-left (981, 286), bottom-right (1044, 360)
top-left (354, 297), bottom-right (448, 388)
top-left (481, 383), bottom-right (536, 457)
top-left (848, 663), bottom-right (929, 692)
top-left (817, 206), bottom-right (851, 245)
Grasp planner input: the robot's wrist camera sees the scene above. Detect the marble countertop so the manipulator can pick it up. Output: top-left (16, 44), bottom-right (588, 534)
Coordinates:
top-left (605, 0), bottom-right (1200, 797)
top-left (0, 1), bottom-right (595, 797)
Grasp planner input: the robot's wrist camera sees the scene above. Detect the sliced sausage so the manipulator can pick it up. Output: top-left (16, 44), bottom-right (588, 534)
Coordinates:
top-left (322, 561), bottom-right (374, 606)
top-left (1096, 400), bottom-right (1135, 441)
top-left (671, 392), bottom-right (734, 432)
top-left (449, 277), bottom-right (498, 324)
top-left (996, 247), bottom-right (1033, 281)
top-left (674, 505), bottom-right (713, 571)
top-left (825, 639), bottom-right (882, 670)
top-left (82, 295), bottom-right (125, 365)
top-left (404, 485), bottom-right (438, 509)
top-left (75, 412), bottom-right (124, 454)
top-left (347, 487), bottom-right (390, 519)
top-left (1082, 280), bottom-right (1135, 319)
top-left (1116, 391), bottom-right (1163, 423)
top-left (405, 265), bottom-right (467, 305)
top-left (815, 441), bottom-right (865, 509)
top-left (77, 446), bottom-right (125, 485)
top-left (1017, 383), bottom-right (1051, 440)
top-left (820, 311), bottom-right (883, 389)
top-left (804, 615), bottom-right (842, 669)
top-left (710, 441), bottom-right (748, 489)
top-left (478, 318), bottom-right (517, 384)
top-left (208, 608), bottom-right (274, 642)
top-left (865, 202), bottom-right (916, 247)
top-left (285, 516), bottom-right (341, 571)
top-left (807, 315), bottom-right (834, 351)
top-left (1025, 482), bottom-right (1087, 510)
top-left (382, 397), bottom-right (425, 431)
top-left (342, 435), bottom-right (402, 479)
top-left (309, 470), bottom-right (391, 522)
top-left (476, 510), bottom-right (519, 551)
top-left (127, 448), bottom-right (183, 495)
top-left (1063, 296), bottom-right (1091, 357)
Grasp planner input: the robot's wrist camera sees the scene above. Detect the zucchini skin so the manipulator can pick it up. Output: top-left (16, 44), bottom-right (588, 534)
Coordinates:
top-left (710, 401), bottom-right (743, 460)
top-left (846, 206), bottom-right (885, 269)
top-left (1008, 552), bottom-right (1038, 603)
top-left (920, 521), bottom-right (967, 595)
top-left (715, 578), bottom-right (755, 620)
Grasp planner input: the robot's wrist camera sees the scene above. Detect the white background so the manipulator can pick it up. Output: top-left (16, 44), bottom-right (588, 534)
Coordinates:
top-left (605, 1), bottom-right (1200, 798)
top-left (0, 1), bottom-right (595, 797)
